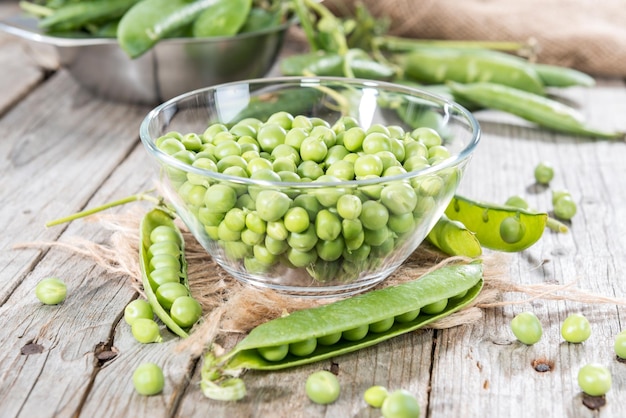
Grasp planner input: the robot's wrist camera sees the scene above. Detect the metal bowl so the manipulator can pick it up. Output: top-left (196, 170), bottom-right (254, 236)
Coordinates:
top-left (0, 15), bottom-right (294, 104)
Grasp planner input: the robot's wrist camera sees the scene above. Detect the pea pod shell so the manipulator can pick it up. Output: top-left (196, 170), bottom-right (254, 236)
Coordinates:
top-left (139, 208), bottom-right (190, 338)
top-left (531, 63), bottom-right (596, 88)
top-left (192, 0), bottom-right (251, 37)
top-left (445, 195), bottom-right (546, 252)
top-left (39, 0), bottom-right (140, 32)
top-left (118, 0), bottom-right (219, 58)
top-left (221, 263), bottom-right (483, 371)
top-left (402, 48), bottom-right (545, 95)
top-left (427, 214), bottom-right (482, 257)
top-left (448, 81), bottom-right (624, 139)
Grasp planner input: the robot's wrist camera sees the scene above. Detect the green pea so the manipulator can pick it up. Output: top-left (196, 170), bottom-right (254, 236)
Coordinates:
top-left (504, 195), bottom-right (529, 209)
top-left (553, 195), bottom-right (577, 220)
top-left (315, 209), bottom-right (342, 241)
top-left (577, 363), bottom-right (612, 396)
top-left (369, 317), bottom-right (395, 333)
top-left (510, 311), bottom-right (542, 345)
top-left (255, 190), bottom-right (291, 222)
top-left (149, 225), bottom-right (181, 246)
top-left (149, 253), bottom-right (181, 272)
top-left (364, 385), bottom-right (388, 408)
top-left (124, 299), bottom-right (154, 325)
top-left (381, 389), bottom-right (420, 418)
top-left (289, 338), bottom-right (317, 357)
top-left (360, 201), bottom-right (390, 230)
top-left (35, 277), bottom-right (67, 305)
top-left (354, 154), bottom-right (384, 177)
top-left (283, 207), bottom-right (310, 233)
top-left (316, 237), bottom-right (345, 262)
top-left (204, 184), bottom-right (237, 213)
top-left (534, 161), bottom-right (554, 185)
top-left (380, 183), bottom-right (418, 215)
top-left (258, 344), bottom-right (289, 362)
top-left (155, 282), bottom-right (189, 311)
top-left (342, 324), bottom-right (369, 341)
top-left (300, 136), bottom-right (328, 162)
top-left (169, 296), bottom-right (202, 328)
top-left (131, 318), bottom-right (163, 344)
top-left (305, 371), bottom-right (340, 405)
top-left (394, 309), bottom-right (420, 323)
top-left (561, 313), bottom-right (591, 343)
top-left (317, 332), bottom-right (342, 346)
top-left (148, 241), bottom-right (180, 258)
top-left (287, 247), bottom-right (318, 267)
top-left (149, 267), bottom-right (180, 287)
top-left (256, 123), bottom-right (286, 153)
top-left (499, 216), bottom-right (526, 244)
top-left (421, 299), bottom-right (448, 315)
top-left (133, 363), bottom-right (165, 396)
top-left (614, 332), bottom-right (626, 359)
top-left (288, 224), bottom-right (318, 252)
top-left (343, 127), bottom-right (366, 151)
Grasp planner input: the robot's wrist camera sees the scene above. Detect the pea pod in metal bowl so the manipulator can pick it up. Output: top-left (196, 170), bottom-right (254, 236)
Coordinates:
top-left (201, 262), bottom-right (483, 400)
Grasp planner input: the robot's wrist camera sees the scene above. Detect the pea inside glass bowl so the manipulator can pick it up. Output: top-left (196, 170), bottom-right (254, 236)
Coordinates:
top-left (140, 77), bottom-right (481, 297)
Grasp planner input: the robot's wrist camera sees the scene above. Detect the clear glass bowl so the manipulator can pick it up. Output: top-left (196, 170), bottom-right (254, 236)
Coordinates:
top-left (140, 77), bottom-right (481, 297)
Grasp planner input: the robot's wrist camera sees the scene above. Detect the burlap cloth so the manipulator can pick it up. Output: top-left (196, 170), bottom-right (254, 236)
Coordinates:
top-left (325, 0), bottom-right (626, 77)
top-left (20, 209), bottom-right (626, 356)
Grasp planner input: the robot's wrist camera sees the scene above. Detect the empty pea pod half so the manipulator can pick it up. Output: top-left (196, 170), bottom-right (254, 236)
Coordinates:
top-left (201, 262), bottom-right (483, 400)
top-left (139, 207), bottom-right (200, 338)
top-left (444, 195), bottom-right (547, 252)
top-left (426, 214), bottom-right (482, 257)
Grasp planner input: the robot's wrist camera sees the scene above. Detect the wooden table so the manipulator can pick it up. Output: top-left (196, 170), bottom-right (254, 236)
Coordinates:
top-left (2, 2), bottom-right (626, 417)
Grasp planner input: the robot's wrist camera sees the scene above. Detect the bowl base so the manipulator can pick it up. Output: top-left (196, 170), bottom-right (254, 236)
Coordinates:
top-left (219, 263), bottom-right (400, 298)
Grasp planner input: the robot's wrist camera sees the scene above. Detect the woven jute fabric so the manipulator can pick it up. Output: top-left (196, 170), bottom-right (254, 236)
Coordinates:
top-left (325, 0), bottom-right (626, 77)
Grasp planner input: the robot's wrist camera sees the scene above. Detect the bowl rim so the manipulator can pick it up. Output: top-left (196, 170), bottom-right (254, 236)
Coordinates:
top-left (0, 14), bottom-right (296, 48)
top-left (140, 76), bottom-right (481, 188)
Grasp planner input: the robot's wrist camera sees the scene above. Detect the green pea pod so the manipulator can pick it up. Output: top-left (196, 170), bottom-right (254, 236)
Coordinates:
top-left (427, 214), bottom-right (482, 257)
top-left (192, 0), bottom-right (251, 37)
top-left (240, 7), bottom-right (283, 33)
top-left (448, 81), bottom-right (624, 140)
top-left (38, 0), bottom-right (140, 32)
top-left (139, 207), bottom-right (191, 338)
top-left (401, 47), bottom-right (545, 95)
top-left (118, 0), bottom-right (219, 58)
top-left (209, 263), bottom-right (482, 374)
top-left (444, 195), bottom-right (547, 252)
top-left (280, 50), bottom-right (395, 80)
top-left (531, 63), bottom-right (596, 88)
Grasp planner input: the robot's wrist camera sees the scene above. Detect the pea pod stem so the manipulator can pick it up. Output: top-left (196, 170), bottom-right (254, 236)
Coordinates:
top-left (45, 191), bottom-right (162, 227)
top-left (18, 1), bottom-right (54, 18)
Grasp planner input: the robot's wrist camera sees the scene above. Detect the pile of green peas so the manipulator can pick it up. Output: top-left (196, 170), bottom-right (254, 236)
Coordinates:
top-left (155, 111), bottom-right (457, 282)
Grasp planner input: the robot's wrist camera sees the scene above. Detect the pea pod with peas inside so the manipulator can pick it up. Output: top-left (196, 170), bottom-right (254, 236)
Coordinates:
top-left (444, 195), bottom-right (548, 252)
top-left (139, 207), bottom-right (202, 338)
top-left (426, 214), bottom-right (482, 258)
top-left (400, 47), bottom-right (546, 96)
top-left (447, 81), bottom-right (625, 140)
top-left (201, 262), bottom-right (483, 400)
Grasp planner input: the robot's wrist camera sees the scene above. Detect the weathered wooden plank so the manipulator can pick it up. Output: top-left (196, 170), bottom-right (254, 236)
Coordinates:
top-left (430, 79), bottom-right (626, 417)
top-left (0, 71), bottom-right (151, 304)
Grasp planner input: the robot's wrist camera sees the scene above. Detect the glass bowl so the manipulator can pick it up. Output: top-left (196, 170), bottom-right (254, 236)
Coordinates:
top-left (140, 77), bottom-right (481, 297)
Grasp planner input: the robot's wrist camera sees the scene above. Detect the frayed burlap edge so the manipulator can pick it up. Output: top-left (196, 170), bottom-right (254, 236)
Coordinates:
top-left (17, 209), bottom-right (626, 358)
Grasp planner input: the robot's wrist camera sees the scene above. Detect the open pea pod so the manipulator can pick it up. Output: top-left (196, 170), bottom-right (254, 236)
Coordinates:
top-left (139, 207), bottom-right (191, 338)
top-left (208, 262), bottom-right (482, 372)
top-left (427, 214), bottom-right (482, 257)
top-left (445, 195), bottom-right (547, 252)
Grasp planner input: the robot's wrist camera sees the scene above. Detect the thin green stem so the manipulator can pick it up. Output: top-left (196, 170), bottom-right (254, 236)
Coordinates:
top-left (19, 1), bottom-right (54, 18)
top-left (45, 192), bottom-right (161, 227)
top-left (546, 216), bottom-right (569, 233)
top-left (378, 35), bottom-right (533, 54)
